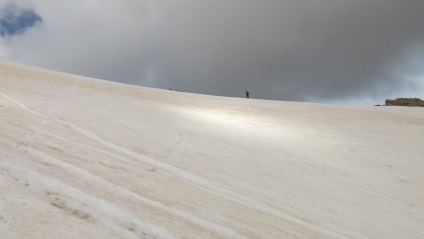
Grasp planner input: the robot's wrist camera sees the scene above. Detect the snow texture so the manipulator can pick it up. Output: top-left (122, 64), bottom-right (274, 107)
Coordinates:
top-left (0, 61), bottom-right (424, 238)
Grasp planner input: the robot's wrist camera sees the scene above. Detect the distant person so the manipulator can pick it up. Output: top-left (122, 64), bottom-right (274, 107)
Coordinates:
top-left (246, 90), bottom-right (250, 99)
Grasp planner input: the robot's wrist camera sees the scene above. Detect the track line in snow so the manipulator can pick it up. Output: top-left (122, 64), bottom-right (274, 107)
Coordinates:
top-left (0, 78), bottom-right (79, 148)
top-left (17, 145), bottom-right (251, 239)
top-left (0, 159), bottom-right (176, 239)
top-left (49, 116), bottom-right (351, 239)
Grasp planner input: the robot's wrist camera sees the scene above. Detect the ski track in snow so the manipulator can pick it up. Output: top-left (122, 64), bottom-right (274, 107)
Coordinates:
top-left (0, 159), bottom-right (175, 239)
top-left (11, 145), bottom-right (249, 239)
top-left (1, 78), bottom-right (79, 147)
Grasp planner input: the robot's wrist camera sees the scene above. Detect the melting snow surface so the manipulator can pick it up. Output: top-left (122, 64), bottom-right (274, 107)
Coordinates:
top-left (0, 62), bottom-right (423, 238)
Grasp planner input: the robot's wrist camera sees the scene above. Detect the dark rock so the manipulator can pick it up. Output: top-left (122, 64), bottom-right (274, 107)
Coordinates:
top-left (385, 98), bottom-right (424, 107)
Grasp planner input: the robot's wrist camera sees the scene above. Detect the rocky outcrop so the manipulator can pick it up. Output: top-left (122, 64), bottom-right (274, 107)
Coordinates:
top-left (385, 98), bottom-right (424, 107)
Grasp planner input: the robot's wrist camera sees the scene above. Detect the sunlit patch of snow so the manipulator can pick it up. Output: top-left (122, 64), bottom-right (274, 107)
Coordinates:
top-left (175, 106), bottom-right (306, 142)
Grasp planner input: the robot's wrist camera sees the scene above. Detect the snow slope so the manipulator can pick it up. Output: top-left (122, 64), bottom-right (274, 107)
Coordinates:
top-left (0, 61), bottom-right (423, 239)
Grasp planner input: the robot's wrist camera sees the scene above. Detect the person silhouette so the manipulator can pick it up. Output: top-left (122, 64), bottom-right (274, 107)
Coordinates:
top-left (246, 90), bottom-right (250, 98)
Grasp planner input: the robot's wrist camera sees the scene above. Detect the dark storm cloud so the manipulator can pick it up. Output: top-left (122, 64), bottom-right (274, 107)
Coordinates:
top-left (0, 2), bottom-right (41, 37)
top-left (3, 0), bottom-right (424, 103)
top-left (151, 0), bottom-right (424, 101)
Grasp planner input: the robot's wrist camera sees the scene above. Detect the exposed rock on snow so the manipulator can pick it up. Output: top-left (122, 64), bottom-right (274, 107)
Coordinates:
top-left (0, 61), bottom-right (424, 239)
top-left (385, 98), bottom-right (424, 107)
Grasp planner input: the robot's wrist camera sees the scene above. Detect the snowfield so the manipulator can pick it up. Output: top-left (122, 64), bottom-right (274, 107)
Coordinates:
top-left (0, 61), bottom-right (423, 239)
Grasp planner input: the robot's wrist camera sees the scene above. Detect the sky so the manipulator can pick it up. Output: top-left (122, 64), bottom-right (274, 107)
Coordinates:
top-left (0, 0), bottom-right (424, 105)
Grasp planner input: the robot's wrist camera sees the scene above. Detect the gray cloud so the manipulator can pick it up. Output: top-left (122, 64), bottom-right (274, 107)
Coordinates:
top-left (1, 0), bottom-right (424, 104)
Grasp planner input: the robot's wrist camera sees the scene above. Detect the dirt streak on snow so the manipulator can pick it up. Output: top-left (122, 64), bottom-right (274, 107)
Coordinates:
top-left (1, 61), bottom-right (424, 239)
